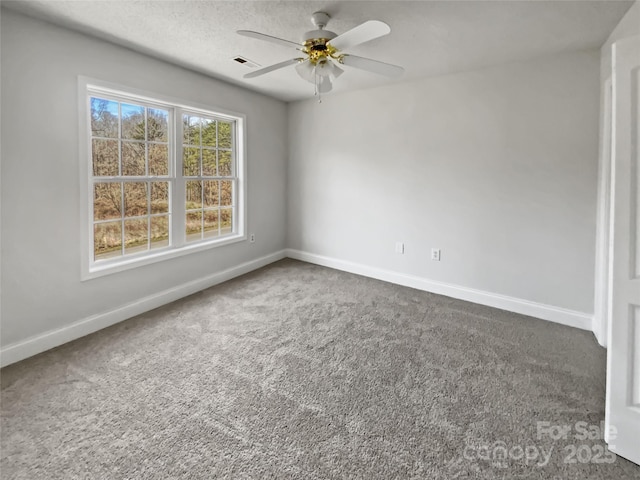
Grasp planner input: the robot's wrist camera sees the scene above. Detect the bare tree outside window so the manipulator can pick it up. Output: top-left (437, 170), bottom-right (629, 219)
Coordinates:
top-left (91, 96), bottom-right (170, 260)
top-left (182, 113), bottom-right (235, 243)
top-left (88, 89), bottom-right (240, 268)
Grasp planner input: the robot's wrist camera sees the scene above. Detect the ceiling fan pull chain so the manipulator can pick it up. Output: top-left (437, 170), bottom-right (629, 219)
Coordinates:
top-left (314, 71), bottom-right (318, 97)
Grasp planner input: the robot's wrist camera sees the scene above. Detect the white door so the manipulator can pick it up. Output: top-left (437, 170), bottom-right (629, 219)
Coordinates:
top-left (605, 34), bottom-right (640, 465)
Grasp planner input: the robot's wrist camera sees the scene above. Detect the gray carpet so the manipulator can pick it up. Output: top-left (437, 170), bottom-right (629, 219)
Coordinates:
top-left (1, 259), bottom-right (638, 479)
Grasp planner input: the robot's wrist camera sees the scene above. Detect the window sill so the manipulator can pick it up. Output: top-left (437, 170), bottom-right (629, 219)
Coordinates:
top-left (82, 233), bottom-right (246, 281)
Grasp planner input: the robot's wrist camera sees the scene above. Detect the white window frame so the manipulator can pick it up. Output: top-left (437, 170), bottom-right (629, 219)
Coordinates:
top-left (79, 77), bottom-right (247, 280)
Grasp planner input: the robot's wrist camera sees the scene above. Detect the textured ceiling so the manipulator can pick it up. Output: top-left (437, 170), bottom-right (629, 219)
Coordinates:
top-left (3, 0), bottom-right (634, 102)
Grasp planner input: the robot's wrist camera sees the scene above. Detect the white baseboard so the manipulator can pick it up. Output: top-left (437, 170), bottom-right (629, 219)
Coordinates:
top-left (2, 248), bottom-right (593, 368)
top-left (0, 250), bottom-right (286, 368)
top-left (286, 249), bottom-right (593, 332)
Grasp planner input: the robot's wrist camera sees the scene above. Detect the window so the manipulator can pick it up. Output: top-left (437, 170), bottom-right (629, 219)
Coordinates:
top-left (182, 114), bottom-right (235, 243)
top-left (82, 81), bottom-right (245, 278)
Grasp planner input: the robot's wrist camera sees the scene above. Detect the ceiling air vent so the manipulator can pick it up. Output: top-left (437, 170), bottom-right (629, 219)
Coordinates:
top-left (233, 56), bottom-right (259, 68)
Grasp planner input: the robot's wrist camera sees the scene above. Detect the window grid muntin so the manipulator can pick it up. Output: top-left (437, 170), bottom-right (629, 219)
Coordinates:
top-left (91, 95), bottom-right (170, 180)
top-left (90, 91), bottom-right (173, 262)
top-left (181, 111), bottom-right (237, 244)
top-left (88, 87), bottom-right (242, 268)
top-left (92, 179), bottom-right (172, 260)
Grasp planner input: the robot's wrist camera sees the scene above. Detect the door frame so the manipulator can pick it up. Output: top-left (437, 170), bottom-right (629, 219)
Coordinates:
top-left (594, 76), bottom-right (614, 348)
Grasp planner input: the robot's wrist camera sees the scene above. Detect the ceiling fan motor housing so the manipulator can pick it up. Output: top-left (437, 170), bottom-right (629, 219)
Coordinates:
top-left (302, 29), bottom-right (337, 45)
top-left (302, 32), bottom-right (339, 65)
top-left (302, 11), bottom-right (340, 65)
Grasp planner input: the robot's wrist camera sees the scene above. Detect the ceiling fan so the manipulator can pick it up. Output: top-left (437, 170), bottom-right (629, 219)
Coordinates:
top-left (237, 12), bottom-right (404, 96)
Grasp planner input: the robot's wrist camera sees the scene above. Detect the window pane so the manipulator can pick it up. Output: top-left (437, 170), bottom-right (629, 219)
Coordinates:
top-left (202, 119), bottom-right (216, 147)
top-left (186, 180), bottom-right (202, 210)
top-left (151, 182), bottom-right (169, 214)
top-left (218, 150), bottom-right (232, 176)
top-left (94, 183), bottom-right (122, 220)
top-left (186, 211), bottom-right (202, 242)
top-left (124, 182), bottom-right (148, 217)
top-left (218, 121), bottom-right (232, 149)
top-left (124, 218), bottom-right (149, 255)
top-left (204, 180), bottom-right (218, 207)
top-left (92, 139), bottom-right (119, 176)
top-left (183, 115), bottom-right (200, 146)
top-left (150, 215), bottom-right (169, 250)
top-left (121, 103), bottom-right (145, 140)
top-left (204, 210), bottom-right (219, 239)
top-left (91, 97), bottom-right (118, 138)
top-left (220, 208), bottom-right (233, 236)
top-left (220, 180), bottom-right (233, 206)
top-left (183, 147), bottom-right (200, 176)
top-left (149, 144), bottom-right (168, 176)
top-left (202, 149), bottom-right (216, 176)
top-left (94, 221), bottom-right (122, 260)
top-left (147, 108), bottom-right (168, 142)
top-left (122, 141), bottom-right (145, 176)
top-left (88, 89), bottom-right (242, 269)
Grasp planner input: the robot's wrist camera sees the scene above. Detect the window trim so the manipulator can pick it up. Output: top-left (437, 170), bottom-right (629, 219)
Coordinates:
top-left (78, 76), bottom-right (247, 281)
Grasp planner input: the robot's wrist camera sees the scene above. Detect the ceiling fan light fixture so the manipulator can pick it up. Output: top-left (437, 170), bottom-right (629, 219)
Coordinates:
top-left (330, 61), bottom-right (344, 79)
top-left (295, 59), bottom-right (316, 83)
top-left (315, 59), bottom-right (332, 77)
top-left (315, 59), bottom-right (344, 79)
top-left (318, 76), bottom-right (332, 94)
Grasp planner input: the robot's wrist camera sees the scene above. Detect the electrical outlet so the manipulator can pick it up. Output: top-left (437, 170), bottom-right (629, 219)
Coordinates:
top-left (431, 248), bottom-right (441, 261)
top-left (249, 233), bottom-right (255, 243)
top-left (395, 241), bottom-right (404, 254)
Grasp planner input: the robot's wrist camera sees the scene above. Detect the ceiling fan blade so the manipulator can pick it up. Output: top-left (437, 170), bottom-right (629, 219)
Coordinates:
top-left (328, 20), bottom-right (390, 51)
top-left (237, 30), bottom-right (300, 49)
top-left (340, 54), bottom-right (404, 78)
top-left (243, 58), bottom-right (300, 79)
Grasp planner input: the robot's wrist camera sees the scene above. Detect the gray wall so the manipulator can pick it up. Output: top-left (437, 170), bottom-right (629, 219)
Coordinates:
top-left (288, 50), bottom-right (601, 314)
top-left (1, 10), bottom-right (288, 347)
top-left (1, 7), bottom-right (609, 355)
